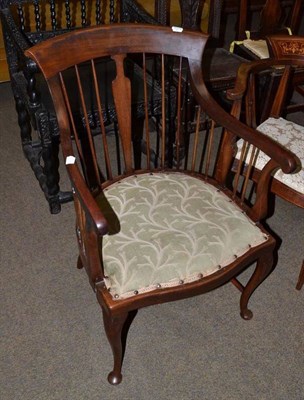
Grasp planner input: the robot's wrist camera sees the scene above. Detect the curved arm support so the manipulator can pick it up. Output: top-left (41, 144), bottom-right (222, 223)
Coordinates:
top-left (249, 159), bottom-right (279, 221)
top-left (67, 163), bottom-right (109, 237)
top-left (227, 58), bottom-right (304, 100)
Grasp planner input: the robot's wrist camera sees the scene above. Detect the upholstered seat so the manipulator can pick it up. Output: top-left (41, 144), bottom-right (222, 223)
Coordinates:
top-left (100, 172), bottom-right (268, 299)
top-left (236, 117), bottom-right (304, 194)
top-left (243, 39), bottom-right (269, 59)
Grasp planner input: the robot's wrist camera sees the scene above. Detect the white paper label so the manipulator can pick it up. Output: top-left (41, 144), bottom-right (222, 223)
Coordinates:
top-left (172, 26), bottom-right (183, 33)
top-left (65, 156), bottom-right (76, 165)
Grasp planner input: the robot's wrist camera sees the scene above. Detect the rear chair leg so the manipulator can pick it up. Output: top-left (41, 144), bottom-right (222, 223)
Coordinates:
top-left (296, 261), bottom-right (304, 290)
top-left (240, 253), bottom-right (274, 320)
top-left (77, 255), bottom-right (84, 269)
top-left (102, 308), bottom-right (129, 385)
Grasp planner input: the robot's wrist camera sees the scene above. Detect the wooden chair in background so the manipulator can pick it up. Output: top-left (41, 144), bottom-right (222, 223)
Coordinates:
top-left (268, 34), bottom-right (304, 290)
top-left (227, 34), bottom-right (304, 289)
top-left (232, 0), bottom-right (303, 60)
top-left (26, 24), bottom-right (298, 383)
top-left (297, 262), bottom-right (304, 290)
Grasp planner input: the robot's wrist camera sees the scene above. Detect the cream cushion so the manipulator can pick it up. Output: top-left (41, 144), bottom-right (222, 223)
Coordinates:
top-left (98, 173), bottom-right (268, 299)
top-left (243, 39), bottom-right (269, 59)
top-left (236, 117), bottom-right (304, 194)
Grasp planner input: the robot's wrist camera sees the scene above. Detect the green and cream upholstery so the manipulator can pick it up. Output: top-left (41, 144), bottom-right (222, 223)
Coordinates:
top-left (98, 172), bottom-right (268, 299)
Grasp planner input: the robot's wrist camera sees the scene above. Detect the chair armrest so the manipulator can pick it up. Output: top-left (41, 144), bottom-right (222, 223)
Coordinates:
top-left (66, 162), bottom-right (109, 237)
top-left (66, 160), bottom-right (109, 284)
top-left (226, 58), bottom-right (300, 100)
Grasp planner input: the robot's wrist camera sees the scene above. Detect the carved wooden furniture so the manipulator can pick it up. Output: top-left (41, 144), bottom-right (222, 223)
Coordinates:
top-left (26, 24), bottom-right (298, 383)
top-left (267, 33), bottom-right (304, 113)
top-left (0, 0), bottom-right (158, 213)
top-left (267, 34), bottom-right (304, 289)
top-left (233, 0), bottom-right (303, 60)
top-left (125, 0), bottom-right (249, 102)
top-left (228, 34), bottom-right (304, 288)
top-left (231, 1), bottom-right (304, 118)
top-left (180, 0), bottom-right (249, 96)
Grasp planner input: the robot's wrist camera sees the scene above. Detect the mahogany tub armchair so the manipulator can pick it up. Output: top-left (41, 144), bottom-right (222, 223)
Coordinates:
top-left (25, 24), bottom-right (298, 384)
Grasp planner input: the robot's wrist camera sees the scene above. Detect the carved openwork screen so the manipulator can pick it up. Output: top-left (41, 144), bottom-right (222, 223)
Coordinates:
top-left (7, 0), bottom-right (119, 35)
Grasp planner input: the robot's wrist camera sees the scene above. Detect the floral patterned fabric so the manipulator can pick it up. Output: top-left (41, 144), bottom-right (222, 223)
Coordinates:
top-left (98, 173), bottom-right (268, 299)
top-left (236, 117), bottom-right (304, 194)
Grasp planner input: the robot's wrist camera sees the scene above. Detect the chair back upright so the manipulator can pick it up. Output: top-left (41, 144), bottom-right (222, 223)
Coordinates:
top-left (25, 25), bottom-right (211, 183)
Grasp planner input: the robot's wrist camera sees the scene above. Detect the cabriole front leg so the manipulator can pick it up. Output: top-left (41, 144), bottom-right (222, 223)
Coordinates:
top-left (102, 308), bottom-right (129, 385)
top-left (240, 251), bottom-right (274, 320)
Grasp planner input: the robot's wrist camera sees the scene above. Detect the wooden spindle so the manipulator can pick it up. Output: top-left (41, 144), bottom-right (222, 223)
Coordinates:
top-left (191, 106), bottom-right (201, 172)
top-left (161, 54), bottom-right (166, 169)
top-left (96, 0), bottom-right (102, 25)
top-left (175, 56), bottom-right (183, 170)
top-left (110, 0), bottom-right (115, 23)
top-left (241, 145), bottom-right (258, 202)
top-left (81, 0), bottom-right (87, 27)
top-left (33, 0), bottom-right (41, 32)
top-left (204, 119), bottom-right (215, 178)
top-left (59, 72), bottom-right (84, 165)
top-left (65, 0), bottom-right (72, 29)
top-left (75, 64), bottom-right (101, 186)
top-left (50, 0), bottom-right (57, 31)
top-left (143, 53), bottom-right (151, 169)
top-left (233, 140), bottom-right (248, 197)
top-left (17, 5), bottom-right (25, 32)
top-left (91, 60), bottom-right (113, 180)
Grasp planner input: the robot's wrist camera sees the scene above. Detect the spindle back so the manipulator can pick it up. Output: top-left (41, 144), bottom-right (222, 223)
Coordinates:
top-left (26, 24), bottom-right (299, 223)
